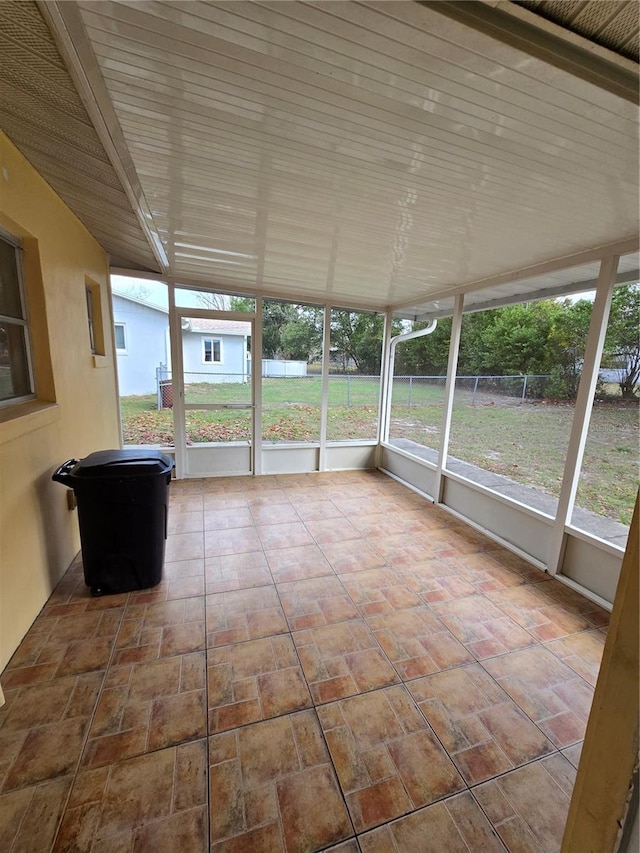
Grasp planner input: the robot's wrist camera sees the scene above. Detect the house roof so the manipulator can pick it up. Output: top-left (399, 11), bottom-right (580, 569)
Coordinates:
top-left (183, 318), bottom-right (251, 336)
top-left (1, 1), bottom-right (638, 318)
top-left (113, 290), bottom-right (249, 335)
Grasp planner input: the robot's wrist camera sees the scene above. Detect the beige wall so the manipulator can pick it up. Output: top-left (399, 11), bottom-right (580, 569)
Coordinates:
top-left (0, 132), bottom-right (120, 671)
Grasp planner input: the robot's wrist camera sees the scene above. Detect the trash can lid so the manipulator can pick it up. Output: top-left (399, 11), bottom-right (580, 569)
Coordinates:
top-left (73, 449), bottom-right (174, 477)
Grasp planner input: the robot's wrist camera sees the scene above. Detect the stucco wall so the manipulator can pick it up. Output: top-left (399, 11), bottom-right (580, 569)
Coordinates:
top-left (0, 132), bottom-right (120, 671)
top-left (112, 294), bottom-right (169, 396)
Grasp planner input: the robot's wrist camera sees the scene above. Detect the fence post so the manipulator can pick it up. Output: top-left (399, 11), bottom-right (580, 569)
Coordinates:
top-left (156, 365), bottom-right (162, 411)
top-left (521, 375), bottom-right (528, 403)
top-left (472, 376), bottom-right (479, 405)
top-left (408, 376), bottom-right (413, 407)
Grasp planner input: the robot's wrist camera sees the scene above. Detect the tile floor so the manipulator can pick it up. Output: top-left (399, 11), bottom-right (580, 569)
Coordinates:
top-left (0, 470), bottom-right (609, 852)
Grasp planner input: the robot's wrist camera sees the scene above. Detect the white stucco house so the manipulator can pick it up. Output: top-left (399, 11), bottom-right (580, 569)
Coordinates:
top-left (112, 292), bottom-right (250, 395)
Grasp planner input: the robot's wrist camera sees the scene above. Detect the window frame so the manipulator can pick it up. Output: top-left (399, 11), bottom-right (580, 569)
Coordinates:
top-left (114, 322), bottom-right (127, 354)
top-left (202, 337), bottom-right (222, 364)
top-left (0, 227), bottom-right (36, 409)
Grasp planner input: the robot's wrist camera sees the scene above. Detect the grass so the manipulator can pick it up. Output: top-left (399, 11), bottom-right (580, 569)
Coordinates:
top-left (120, 377), bottom-right (638, 526)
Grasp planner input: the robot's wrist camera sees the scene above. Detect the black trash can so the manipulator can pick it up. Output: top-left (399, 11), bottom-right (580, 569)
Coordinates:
top-left (53, 449), bottom-right (174, 595)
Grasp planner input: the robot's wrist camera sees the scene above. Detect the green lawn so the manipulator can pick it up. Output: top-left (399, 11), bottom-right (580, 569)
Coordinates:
top-left (120, 377), bottom-right (638, 525)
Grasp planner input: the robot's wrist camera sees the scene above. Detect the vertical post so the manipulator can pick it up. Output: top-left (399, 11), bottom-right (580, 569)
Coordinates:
top-left (319, 303), bottom-right (331, 472)
top-left (547, 254), bottom-right (619, 575)
top-left (377, 310), bottom-right (393, 457)
top-left (347, 375), bottom-right (351, 407)
top-left (408, 375), bottom-right (413, 407)
top-left (252, 296), bottom-right (263, 476)
top-left (472, 375), bottom-right (479, 405)
top-left (435, 294), bottom-right (464, 504)
top-left (168, 283), bottom-right (187, 478)
top-left (521, 374), bottom-right (528, 403)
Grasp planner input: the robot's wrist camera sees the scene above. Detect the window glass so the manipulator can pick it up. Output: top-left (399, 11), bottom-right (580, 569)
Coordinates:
top-left (114, 324), bottom-right (126, 352)
top-left (327, 309), bottom-right (384, 441)
top-left (203, 338), bottom-right (221, 363)
top-left (261, 299), bottom-right (323, 443)
top-left (0, 234), bottom-right (33, 404)
top-left (175, 287), bottom-right (255, 313)
top-left (111, 276), bottom-right (173, 447)
top-left (572, 276), bottom-right (639, 547)
top-left (387, 319), bottom-right (450, 460)
top-left (448, 293), bottom-right (594, 515)
top-left (0, 237), bottom-right (22, 318)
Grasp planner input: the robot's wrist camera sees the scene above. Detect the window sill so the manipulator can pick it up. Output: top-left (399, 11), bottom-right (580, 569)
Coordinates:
top-left (93, 355), bottom-right (109, 368)
top-left (0, 401), bottom-right (60, 445)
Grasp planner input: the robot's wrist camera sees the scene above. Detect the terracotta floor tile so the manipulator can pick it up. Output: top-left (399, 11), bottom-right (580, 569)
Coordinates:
top-left (317, 686), bottom-right (464, 832)
top-left (166, 532), bottom-right (204, 562)
top-left (127, 574), bottom-right (205, 606)
top-left (541, 580), bottom-right (611, 627)
top-left (209, 711), bottom-right (353, 851)
top-left (168, 510), bottom-right (204, 535)
top-left (485, 584), bottom-right (595, 641)
top-left (394, 560), bottom-right (477, 604)
top-left (545, 629), bottom-right (606, 686)
top-left (170, 496), bottom-right (204, 514)
top-left (4, 608), bottom-right (123, 684)
top-left (341, 569), bottom-right (423, 616)
top-left (163, 557), bottom-right (206, 580)
top-left (206, 587), bottom-right (288, 646)
top-left (265, 544), bottom-right (334, 583)
top-left (482, 646), bottom-right (595, 748)
top-left (204, 527), bottom-right (262, 558)
top-left (0, 470), bottom-right (612, 852)
top-left (357, 511), bottom-right (434, 538)
top-left (112, 597), bottom-right (205, 665)
top-left (407, 665), bottom-right (554, 784)
top-left (294, 499), bottom-right (343, 521)
top-left (293, 620), bottom-right (399, 703)
top-left (367, 607), bottom-right (475, 680)
top-left (561, 741), bottom-right (583, 769)
top-left (305, 517), bottom-right (362, 544)
top-left (0, 672), bottom-right (103, 791)
top-left (81, 652), bottom-right (206, 769)
top-left (432, 595), bottom-right (536, 659)
top-left (322, 540), bottom-right (388, 574)
top-left (277, 576), bottom-right (359, 629)
top-left (55, 739), bottom-right (208, 851)
top-left (358, 791), bottom-right (504, 852)
top-left (250, 503), bottom-right (300, 525)
top-left (473, 754), bottom-right (576, 853)
top-left (205, 551), bottom-right (273, 594)
top-left (204, 507), bottom-right (255, 531)
top-left (257, 521), bottom-right (314, 550)
top-left (203, 494), bottom-right (249, 511)
top-left (369, 534), bottom-right (435, 568)
top-left (0, 774), bottom-right (73, 851)
top-left (207, 635), bottom-right (312, 733)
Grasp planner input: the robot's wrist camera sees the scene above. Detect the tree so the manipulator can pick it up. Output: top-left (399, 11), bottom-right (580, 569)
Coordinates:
top-left (330, 311), bottom-right (389, 374)
top-left (196, 292), bottom-right (230, 310)
top-left (599, 283), bottom-right (640, 399)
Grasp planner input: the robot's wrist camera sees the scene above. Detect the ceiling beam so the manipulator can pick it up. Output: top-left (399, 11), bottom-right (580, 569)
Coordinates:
top-left (423, 1), bottom-right (639, 103)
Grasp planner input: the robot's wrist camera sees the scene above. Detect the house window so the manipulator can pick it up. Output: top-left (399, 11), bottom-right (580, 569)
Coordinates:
top-left (203, 338), bottom-right (222, 363)
top-left (0, 231), bottom-right (34, 405)
top-left (114, 323), bottom-right (127, 353)
top-left (85, 279), bottom-right (105, 355)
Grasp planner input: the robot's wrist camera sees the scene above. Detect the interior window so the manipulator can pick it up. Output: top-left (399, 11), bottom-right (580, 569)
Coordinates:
top-left (0, 232), bottom-right (33, 404)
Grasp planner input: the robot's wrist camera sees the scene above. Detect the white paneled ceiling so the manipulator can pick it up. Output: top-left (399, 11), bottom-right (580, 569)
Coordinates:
top-left (10, 2), bottom-right (640, 312)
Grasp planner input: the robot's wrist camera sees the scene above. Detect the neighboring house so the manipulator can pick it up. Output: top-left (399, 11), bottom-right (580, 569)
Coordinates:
top-left (112, 292), bottom-right (250, 395)
top-left (112, 293), bottom-right (170, 395)
top-left (181, 317), bottom-right (250, 384)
